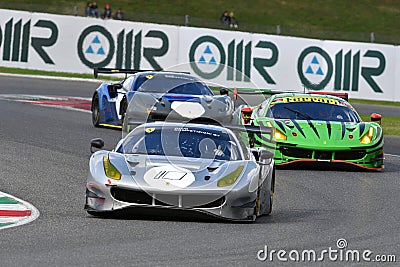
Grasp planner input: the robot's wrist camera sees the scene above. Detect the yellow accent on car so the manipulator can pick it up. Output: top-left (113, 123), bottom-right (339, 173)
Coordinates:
top-left (145, 128), bottom-right (155, 133)
top-left (99, 124), bottom-right (123, 129)
top-left (217, 166), bottom-right (244, 187)
top-left (283, 96), bottom-right (339, 105)
top-left (360, 126), bottom-right (374, 144)
top-left (103, 156), bottom-right (121, 180)
top-left (146, 75), bottom-right (153, 79)
top-left (274, 128), bottom-right (287, 141)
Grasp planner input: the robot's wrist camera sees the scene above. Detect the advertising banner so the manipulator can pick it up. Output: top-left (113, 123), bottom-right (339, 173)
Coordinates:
top-left (0, 9), bottom-right (399, 102)
top-left (0, 9), bottom-right (179, 73)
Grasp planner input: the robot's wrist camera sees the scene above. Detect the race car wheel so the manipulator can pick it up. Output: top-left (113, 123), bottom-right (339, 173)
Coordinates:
top-left (92, 94), bottom-right (100, 127)
top-left (120, 97), bottom-right (128, 124)
top-left (255, 167), bottom-right (274, 216)
top-left (267, 168), bottom-right (275, 215)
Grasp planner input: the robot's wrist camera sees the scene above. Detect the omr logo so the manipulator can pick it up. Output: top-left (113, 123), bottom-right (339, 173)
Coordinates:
top-left (297, 46), bottom-right (385, 93)
top-left (189, 36), bottom-right (225, 79)
top-left (85, 35), bottom-right (106, 55)
top-left (78, 26), bottom-right (169, 69)
top-left (305, 55), bottom-right (325, 76)
top-left (189, 35), bottom-right (278, 83)
top-left (298, 47), bottom-right (333, 91)
top-left (78, 26), bottom-right (114, 68)
top-left (191, 41), bottom-right (222, 79)
top-left (299, 50), bottom-right (331, 90)
top-left (0, 19), bottom-right (58, 64)
top-left (198, 45), bottom-right (218, 65)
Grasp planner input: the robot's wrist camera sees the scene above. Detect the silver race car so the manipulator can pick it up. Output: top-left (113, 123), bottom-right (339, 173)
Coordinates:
top-left (85, 122), bottom-right (275, 221)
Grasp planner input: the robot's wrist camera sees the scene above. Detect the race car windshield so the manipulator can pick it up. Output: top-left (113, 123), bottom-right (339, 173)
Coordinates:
top-left (136, 74), bottom-right (213, 95)
top-left (121, 127), bottom-right (241, 160)
top-left (268, 102), bottom-right (361, 122)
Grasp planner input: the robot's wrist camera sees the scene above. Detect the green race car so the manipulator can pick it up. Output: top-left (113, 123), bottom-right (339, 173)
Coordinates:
top-left (235, 92), bottom-right (384, 171)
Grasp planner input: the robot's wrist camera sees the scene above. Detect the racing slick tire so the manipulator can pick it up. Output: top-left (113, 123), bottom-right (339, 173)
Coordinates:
top-left (92, 94), bottom-right (100, 127)
top-left (256, 167), bottom-right (274, 216)
top-left (120, 97), bottom-right (128, 125)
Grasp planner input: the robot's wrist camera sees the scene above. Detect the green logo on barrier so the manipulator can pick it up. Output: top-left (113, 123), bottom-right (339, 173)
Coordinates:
top-left (0, 19), bottom-right (57, 64)
top-left (298, 46), bottom-right (333, 90)
top-left (189, 36), bottom-right (226, 79)
top-left (189, 36), bottom-right (278, 83)
top-left (298, 46), bottom-right (385, 93)
top-left (77, 25), bottom-right (114, 68)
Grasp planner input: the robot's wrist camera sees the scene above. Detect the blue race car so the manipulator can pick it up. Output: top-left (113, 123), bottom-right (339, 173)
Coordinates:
top-left (91, 68), bottom-right (234, 128)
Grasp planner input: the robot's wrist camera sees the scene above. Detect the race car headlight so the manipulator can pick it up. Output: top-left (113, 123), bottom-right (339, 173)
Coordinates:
top-left (217, 166), bottom-right (244, 187)
top-left (360, 126), bottom-right (374, 144)
top-left (103, 156), bottom-right (121, 180)
top-left (274, 128), bottom-right (287, 141)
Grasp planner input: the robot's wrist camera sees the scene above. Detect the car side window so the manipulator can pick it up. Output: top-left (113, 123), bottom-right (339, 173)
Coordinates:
top-left (122, 76), bottom-right (135, 92)
top-left (236, 136), bottom-right (250, 160)
top-left (258, 98), bottom-right (270, 117)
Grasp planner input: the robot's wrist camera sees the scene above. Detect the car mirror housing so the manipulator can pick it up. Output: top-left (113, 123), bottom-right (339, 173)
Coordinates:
top-left (107, 84), bottom-right (121, 98)
top-left (370, 113), bottom-right (382, 125)
top-left (220, 88), bottom-right (229, 96)
top-left (90, 138), bottom-right (105, 153)
top-left (251, 148), bottom-right (273, 164)
top-left (259, 149), bottom-right (274, 162)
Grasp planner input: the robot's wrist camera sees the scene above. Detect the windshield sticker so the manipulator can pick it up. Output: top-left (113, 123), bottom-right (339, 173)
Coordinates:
top-left (146, 75), bottom-right (153, 79)
top-left (174, 127), bottom-right (221, 137)
top-left (271, 98), bottom-right (284, 104)
top-left (283, 96), bottom-right (339, 105)
top-left (145, 128), bottom-right (155, 133)
top-left (164, 74), bottom-right (196, 81)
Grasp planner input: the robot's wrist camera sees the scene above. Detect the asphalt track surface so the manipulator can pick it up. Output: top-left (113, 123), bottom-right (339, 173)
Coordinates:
top-left (0, 75), bottom-right (399, 266)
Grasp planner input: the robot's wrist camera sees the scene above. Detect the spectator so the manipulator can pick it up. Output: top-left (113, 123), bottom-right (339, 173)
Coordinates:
top-left (220, 10), bottom-right (229, 25)
top-left (229, 12), bottom-right (238, 28)
top-left (85, 2), bottom-right (92, 17)
top-left (90, 1), bottom-right (101, 18)
top-left (114, 7), bottom-right (124, 20)
top-left (103, 3), bottom-right (112, 19)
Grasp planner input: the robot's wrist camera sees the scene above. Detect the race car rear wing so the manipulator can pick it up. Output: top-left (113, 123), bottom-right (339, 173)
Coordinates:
top-left (232, 88), bottom-right (349, 101)
top-left (93, 68), bottom-right (190, 79)
top-left (307, 91), bottom-right (348, 101)
top-left (94, 68), bottom-right (150, 79)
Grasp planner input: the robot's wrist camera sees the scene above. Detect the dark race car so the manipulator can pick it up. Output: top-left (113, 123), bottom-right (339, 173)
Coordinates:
top-left (91, 68), bottom-right (234, 129)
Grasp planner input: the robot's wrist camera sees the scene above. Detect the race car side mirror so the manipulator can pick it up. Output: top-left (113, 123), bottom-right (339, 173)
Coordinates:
top-left (90, 138), bottom-right (105, 153)
top-left (251, 148), bottom-right (273, 164)
top-left (107, 84), bottom-right (122, 98)
top-left (370, 113), bottom-right (382, 125)
top-left (259, 149), bottom-right (274, 164)
top-left (220, 88), bottom-right (229, 96)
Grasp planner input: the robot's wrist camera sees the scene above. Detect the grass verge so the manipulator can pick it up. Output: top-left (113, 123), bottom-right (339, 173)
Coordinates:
top-left (359, 115), bottom-right (398, 136)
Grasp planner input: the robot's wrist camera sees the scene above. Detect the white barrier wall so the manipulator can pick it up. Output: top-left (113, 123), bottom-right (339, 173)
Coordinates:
top-left (0, 9), bottom-right (399, 102)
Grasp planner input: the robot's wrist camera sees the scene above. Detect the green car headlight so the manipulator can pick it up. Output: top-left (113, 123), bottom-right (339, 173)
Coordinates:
top-left (360, 126), bottom-right (374, 144)
top-left (217, 166), bottom-right (244, 187)
top-left (103, 156), bottom-right (121, 180)
top-left (274, 128), bottom-right (287, 141)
